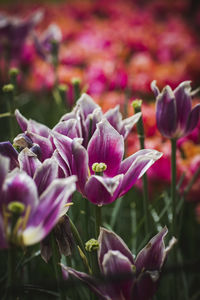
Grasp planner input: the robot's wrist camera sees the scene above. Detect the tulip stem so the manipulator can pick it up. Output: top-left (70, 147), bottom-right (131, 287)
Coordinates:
top-left (7, 246), bottom-right (16, 300)
top-left (132, 100), bottom-right (149, 235)
top-left (95, 205), bottom-right (102, 238)
top-left (171, 138), bottom-right (177, 237)
top-left (51, 233), bottom-right (65, 300)
top-left (69, 217), bottom-right (86, 256)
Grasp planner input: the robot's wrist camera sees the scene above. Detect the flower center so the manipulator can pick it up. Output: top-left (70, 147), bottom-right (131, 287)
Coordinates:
top-left (92, 162), bottom-right (107, 176)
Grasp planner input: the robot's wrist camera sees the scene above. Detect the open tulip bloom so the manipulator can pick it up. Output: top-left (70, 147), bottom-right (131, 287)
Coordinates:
top-left (151, 80), bottom-right (200, 139)
top-left (62, 227), bottom-right (176, 300)
top-left (0, 154), bottom-right (76, 248)
top-left (53, 118), bottom-right (163, 205)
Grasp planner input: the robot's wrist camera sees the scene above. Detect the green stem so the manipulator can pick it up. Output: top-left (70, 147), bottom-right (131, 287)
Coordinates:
top-left (51, 233), bottom-right (65, 300)
top-left (171, 138), bottom-right (177, 237)
top-left (7, 246), bottom-right (16, 300)
top-left (95, 205), bottom-right (102, 238)
top-left (69, 217), bottom-right (86, 256)
top-left (133, 101), bottom-right (149, 234)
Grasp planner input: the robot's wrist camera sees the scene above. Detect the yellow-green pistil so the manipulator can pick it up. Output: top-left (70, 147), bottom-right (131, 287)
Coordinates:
top-left (8, 201), bottom-right (25, 215)
top-left (92, 162), bottom-right (107, 176)
top-left (85, 239), bottom-right (99, 252)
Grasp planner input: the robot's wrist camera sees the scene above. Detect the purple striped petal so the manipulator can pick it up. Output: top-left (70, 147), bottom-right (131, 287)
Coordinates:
top-left (15, 109), bottom-right (28, 132)
top-left (174, 81), bottom-right (192, 131)
top-left (84, 174), bottom-right (123, 205)
top-left (18, 148), bottom-right (41, 177)
top-left (53, 119), bottom-right (80, 139)
top-left (119, 150), bottom-right (163, 197)
top-left (23, 176), bottom-right (76, 245)
top-left (77, 93), bottom-right (99, 119)
top-left (102, 250), bottom-right (134, 300)
top-left (53, 150), bottom-right (71, 177)
top-left (52, 131), bottom-right (73, 172)
top-left (88, 119), bottom-right (124, 177)
top-left (156, 86), bottom-right (177, 138)
top-left (61, 265), bottom-right (110, 300)
top-left (72, 139), bottom-right (89, 193)
top-left (0, 141), bottom-right (19, 170)
top-left (98, 228), bottom-right (134, 273)
top-left (27, 132), bottom-right (53, 161)
top-left (33, 156), bottom-right (58, 196)
top-left (185, 104), bottom-right (200, 135)
top-left (135, 227), bottom-right (168, 272)
top-left (27, 120), bottom-right (50, 138)
top-left (3, 170), bottom-right (38, 208)
top-left (121, 112), bottom-right (141, 139)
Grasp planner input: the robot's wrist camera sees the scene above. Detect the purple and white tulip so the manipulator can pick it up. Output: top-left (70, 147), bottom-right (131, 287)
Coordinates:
top-left (53, 119), bottom-right (162, 205)
top-left (62, 227), bottom-right (176, 300)
top-left (0, 154), bottom-right (76, 248)
top-left (151, 80), bottom-right (200, 139)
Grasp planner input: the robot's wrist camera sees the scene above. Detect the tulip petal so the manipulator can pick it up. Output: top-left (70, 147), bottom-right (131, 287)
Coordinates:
top-left (121, 112), bottom-right (142, 139)
top-left (23, 176), bottom-right (76, 245)
top-left (72, 139), bottom-right (89, 193)
top-left (15, 109), bottom-right (28, 132)
top-left (88, 119), bottom-right (124, 177)
top-left (174, 81), bottom-right (192, 131)
top-left (77, 93), bottom-right (99, 119)
top-left (119, 150), bottom-right (163, 197)
top-left (33, 156), bottom-right (58, 195)
top-left (27, 132), bottom-right (53, 161)
top-left (135, 227), bottom-right (168, 272)
top-left (102, 250), bottom-right (134, 299)
top-left (84, 174), bottom-right (123, 205)
top-left (0, 141), bottom-right (19, 170)
top-left (151, 80), bottom-right (160, 97)
top-left (156, 86), bottom-right (177, 138)
top-left (61, 265), bottom-right (110, 300)
top-left (18, 148), bottom-right (41, 177)
top-left (3, 170), bottom-right (38, 208)
top-left (185, 104), bottom-right (200, 135)
top-left (98, 228), bottom-right (134, 272)
top-left (53, 119), bottom-right (80, 139)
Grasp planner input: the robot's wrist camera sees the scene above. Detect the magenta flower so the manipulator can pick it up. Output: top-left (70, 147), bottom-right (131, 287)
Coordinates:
top-left (62, 227), bottom-right (176, 300)
top-left (0, 154), bottom-right (76, 248)
top-left (53, 119), bottom-right (162, 205)
top-left (151, 80), bottom-right (200, 139)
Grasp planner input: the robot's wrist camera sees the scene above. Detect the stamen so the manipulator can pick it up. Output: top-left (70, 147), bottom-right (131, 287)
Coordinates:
top-left (92, 162), bottom-right (107, 174)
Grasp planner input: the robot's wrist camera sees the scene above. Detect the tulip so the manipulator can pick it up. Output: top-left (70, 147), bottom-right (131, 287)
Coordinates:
top-left (151, 80), bottom-right (200, 139)
top-left (0, 154), bottom-right (76, 248)
top-left (53, 118), bottom-right (162, 205)
top-left (62, 227), bottom-right (176, 300)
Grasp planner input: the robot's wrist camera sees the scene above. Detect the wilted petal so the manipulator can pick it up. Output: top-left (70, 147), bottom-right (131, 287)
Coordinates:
top-left (156, 86), bottom-right (177, 138)
top-left (54, 215), bottom-right (74, 256)
top-left (41, 235), bottom-right (52, 263)
top-left (185, 104), bottom-right (200, 135)
top-left (33, 156), bottom-right (58, 195)
top-left (84, 174), bottom-right (123, 205)
top-left (23, 176), bottom-right (76, 245)
top-left (27, 132), bottom-right (53, 161)
top-left (98, 228), bottom-right (134, 272)
top-left (174, 81), bottom-right (192, 131)
top-left (119, 150), bottom-right (163, 197)
top-left (18, 148), bottom-right (41, 177)
top-left (3, 170), bottom-right (38, 208)
top-left (0, 141), bottom-right (19, 170)
top-left (61, 265), bottom-right (110, 300)
top-left (102, 250), bottom-right (134, 300)
top-left (88, 119), bottom-right (124, 177)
